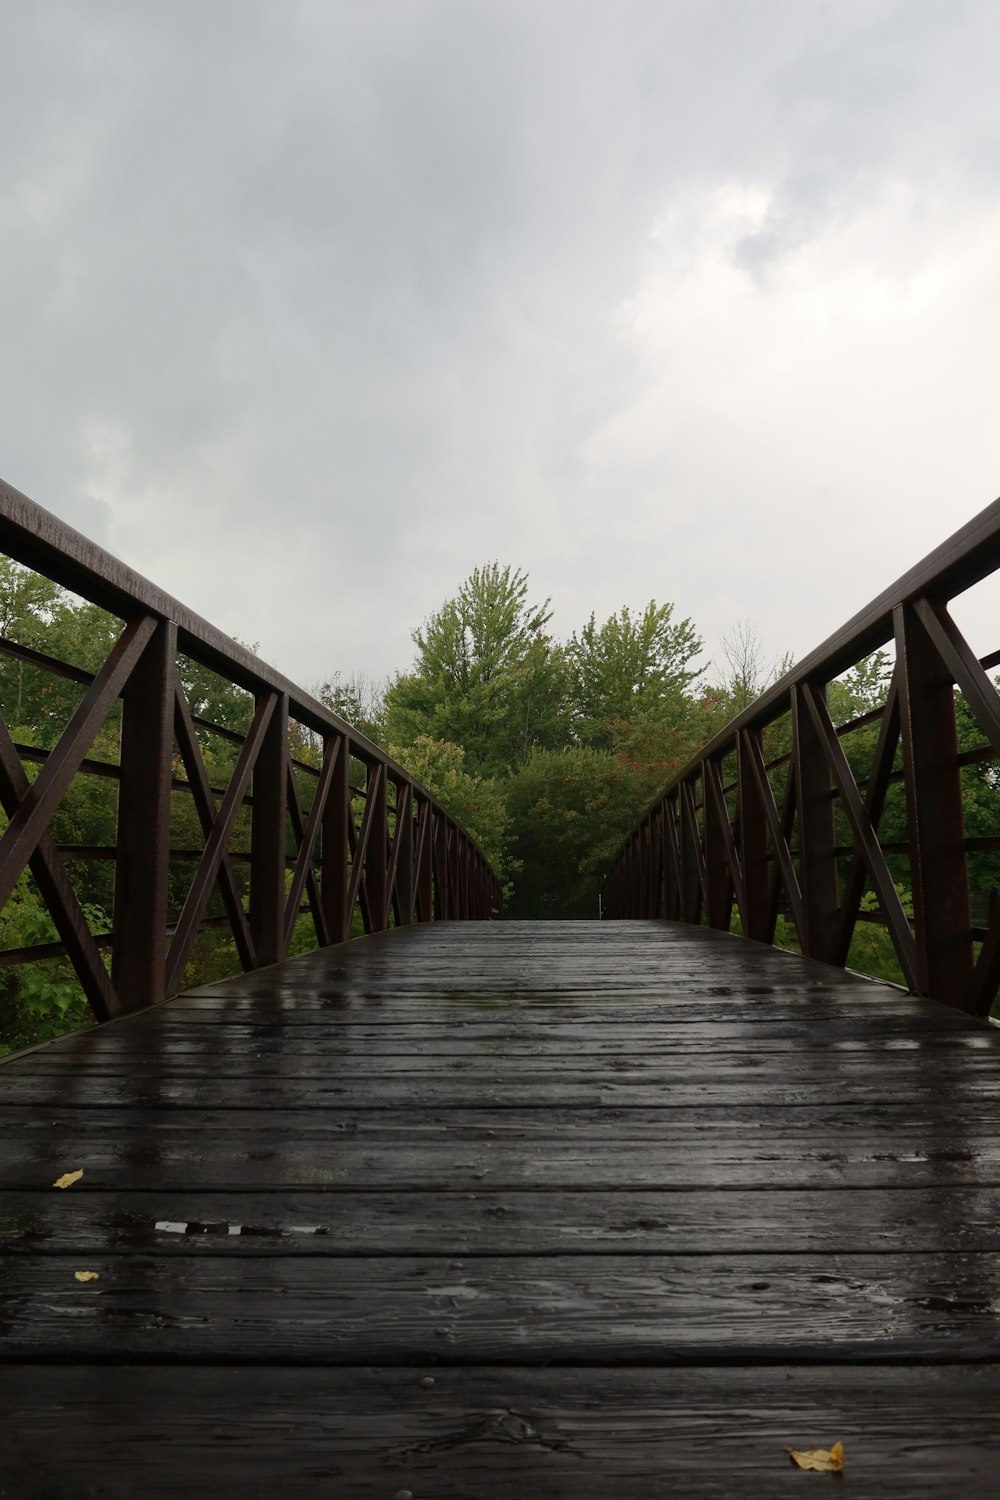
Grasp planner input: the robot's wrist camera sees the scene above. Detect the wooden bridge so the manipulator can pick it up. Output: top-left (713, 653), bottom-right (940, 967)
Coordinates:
top-left (4, 479), bottom-right (1000, 1495)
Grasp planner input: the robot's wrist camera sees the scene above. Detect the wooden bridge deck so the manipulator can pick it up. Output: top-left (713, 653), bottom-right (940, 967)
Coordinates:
top-left (4, 920), bottom-right (1000, 1495)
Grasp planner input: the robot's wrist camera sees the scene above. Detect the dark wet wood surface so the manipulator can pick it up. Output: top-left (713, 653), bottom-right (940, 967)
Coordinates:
top-left (3, 919), bottom-right (1000, 1495)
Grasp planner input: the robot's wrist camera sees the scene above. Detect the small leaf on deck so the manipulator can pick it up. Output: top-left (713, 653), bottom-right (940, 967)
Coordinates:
top-left (73, 1271), bottom-right (100, 1283)
top-left (785, 1440), bottom-right (844, 1472)
top-left (53, 1170), bottom-right (84, 1189)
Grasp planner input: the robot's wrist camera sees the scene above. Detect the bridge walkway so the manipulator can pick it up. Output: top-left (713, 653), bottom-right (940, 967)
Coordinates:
top-left (4, 920), bottom-right (1000, 1495)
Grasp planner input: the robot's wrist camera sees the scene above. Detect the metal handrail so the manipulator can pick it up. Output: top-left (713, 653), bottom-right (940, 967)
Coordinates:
top-left (603, 494), bottom-right (1000, 1017)
top-left (0, 479), bottom-right (500, 1023)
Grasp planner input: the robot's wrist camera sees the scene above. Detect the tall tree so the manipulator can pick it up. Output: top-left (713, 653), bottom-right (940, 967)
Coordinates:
top-left (566, 601), bottom-right (703, 750)
top-left (384, 563), bottom-right (569, 777)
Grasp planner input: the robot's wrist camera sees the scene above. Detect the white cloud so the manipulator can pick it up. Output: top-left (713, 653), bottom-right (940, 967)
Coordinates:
top-left (578, 176), bottom-right (1000, 673)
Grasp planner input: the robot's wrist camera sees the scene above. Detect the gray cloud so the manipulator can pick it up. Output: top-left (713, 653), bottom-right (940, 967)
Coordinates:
top-left (2, 0), bottom-right (999, 688)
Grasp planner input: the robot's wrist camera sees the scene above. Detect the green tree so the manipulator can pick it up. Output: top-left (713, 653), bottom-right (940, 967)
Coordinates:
top-left (566, 601), bottom-right (703, 751)
top-left (388, 735), bottom-right (515, 895)
top-left (0, 559), bottom-right (123, 746)
top-left (827, 650), bottom-right (893, 726)
top-left (504, 746), bottom-right (651, 918)
top-left (384, 563), bottom-right (569, 777)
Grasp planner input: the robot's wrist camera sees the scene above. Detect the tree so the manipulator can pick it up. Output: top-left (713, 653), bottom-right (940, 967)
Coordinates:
top-left (504, 746), bottom-right (650, 918)
top-left (566, 601), bottom-right (703, 750)
top-left (712, 620), bottom-right (793, 719)
top-left (827, 650), bottom-right (893, 726)
top-left (0, 559), bottom-right (123, 746)
top-left (317, 671), bottom-right (388, 744)
top-left (388, 735), bottom-right (515, 894)
top-left (383, 564), bottom-right (569, 777)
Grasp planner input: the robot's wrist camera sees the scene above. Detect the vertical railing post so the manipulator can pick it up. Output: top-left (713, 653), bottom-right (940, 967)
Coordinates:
top-left (637, 821), bottom-right (649, 917)
top-left (663, 796), bottom-right (681, 920)
top-left (250, 691), bottom-right (288, 967)
top-left (792, 683), bottom-right (839, 962)
top-left (434, 810), bottom-right (449, 920)
top-left (895, 601), bottom-right (973, 1003)
top-left (321, 732), bottom-right (350, 943)
top-left (456, 836), bottom-right (468, 919)
top-left (113, 617), bottom-right (176, 1011)
top-left (679, 782), bottom-right (702, 924)
top-left (449, 823), bottom-right (461, 918)
top-left (649, 808), bottom-right (663, 919)
top-left (738, 729), bottom-right (771, 942)
top-left (366, 762), bottom-right (389, 932)
top-left (703, 758), bottom-right (732, 930)
top-left (394, 780), bottom-right (414, 925)
top-left (416, 800), bottom-right (433, 922)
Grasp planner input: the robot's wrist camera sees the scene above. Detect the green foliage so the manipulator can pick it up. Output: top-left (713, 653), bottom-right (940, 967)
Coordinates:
top-left (567, 601), bottom-right (703, 750)
top-left (0, 558), bottom-right (124, 748)
top-left (379, 563), bottom-right (714, 916)
top-left (177, 653), bottom-right (255, 737)
top-left (318, 671), bottom-right (387, 743)
top-left (0, 874), bottom-right (105, 1055)
top-left (956, 692), bottom-right (1000, 901)
top-left (842, 890), bottom-right (910, 987)
top-left (388, 735), bottom-right (516, 895)
top-left (504, 747), bottom-right (650, 918)
top-left (827, 650), bottom-right (893, 726)
top-left (384, 563), bottom-right (569, 778)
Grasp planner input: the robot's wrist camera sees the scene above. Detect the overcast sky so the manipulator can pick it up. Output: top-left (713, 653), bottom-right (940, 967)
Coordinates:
top-left (3, 0), bottom-right (1000, 692)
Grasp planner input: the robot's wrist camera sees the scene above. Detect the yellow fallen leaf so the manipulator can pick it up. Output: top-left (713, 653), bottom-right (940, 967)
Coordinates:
top-left (74, 1271), bottom-right (100, 1283)
top-left (53, 1170), bottom-right (84, 1189)
top-left (786, 1441), bottom-right (844, 1473)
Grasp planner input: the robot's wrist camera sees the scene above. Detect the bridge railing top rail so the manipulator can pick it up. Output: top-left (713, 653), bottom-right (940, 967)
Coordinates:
top-left (0, 479), bottom-right (499, 1045)
top-left (2, 478), bottom-right (429, 780)
top-left (604, 493), bottom-right (1000, 1020)
top-left (676, 496), bottom-right (1000, 775)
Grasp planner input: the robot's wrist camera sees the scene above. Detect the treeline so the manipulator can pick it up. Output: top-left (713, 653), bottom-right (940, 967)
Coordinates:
top-left (324, 563), bottom-right (716, 918)
top-left (328, 563), bottom-right (1000, 991)
top-left (323, 563), bottom-right (891, 920)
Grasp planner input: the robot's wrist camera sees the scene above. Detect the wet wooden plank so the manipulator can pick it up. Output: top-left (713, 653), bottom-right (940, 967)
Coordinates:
top-left (6, 1184), bottom-right (1000, 1256)
top-left (148, 991), bottom-right (934, 1019)
top-left (5, 1251), bottom-right (1000, 1364)
top-left (4, 1069), bottom-right (999, 1108)
top-left (4, 1103), bottom-right (997, 1189)
top-left (1, 1128), bottom-right (995, 1188)
top-left (13, 1049), bottom-right (1000, 1087)
top-left (17, 1027), bottom-right (997, 1065)
top-left (3, 1363), bottom-right (999, 1499)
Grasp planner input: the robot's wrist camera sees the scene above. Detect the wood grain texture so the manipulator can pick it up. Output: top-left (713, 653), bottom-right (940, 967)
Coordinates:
top-left (5, 1365), bottom-right (1000, 1500)
top-left (3, 918), bottom-right (1000, 1495)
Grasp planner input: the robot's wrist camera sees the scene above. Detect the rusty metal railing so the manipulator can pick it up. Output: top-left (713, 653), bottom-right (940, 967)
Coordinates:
top-left (603, 497), bottom-right (1000, 1017)
top-left (0, 479), bottom-right (500, 1024)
